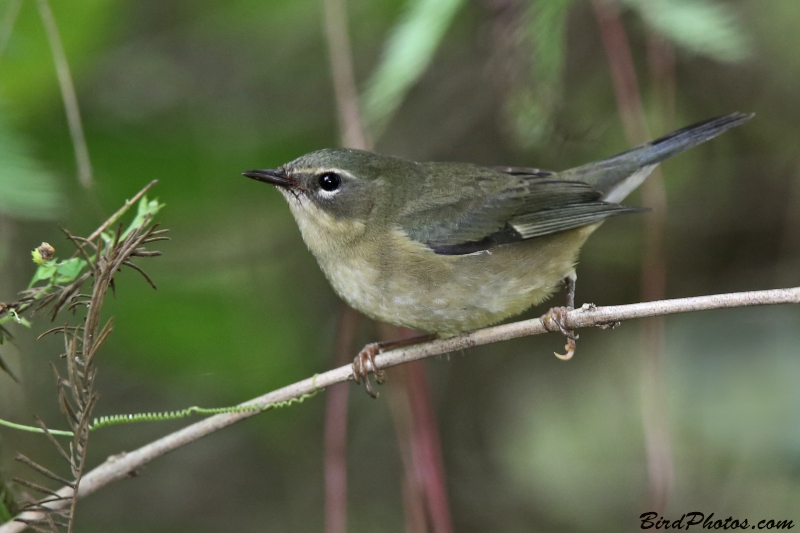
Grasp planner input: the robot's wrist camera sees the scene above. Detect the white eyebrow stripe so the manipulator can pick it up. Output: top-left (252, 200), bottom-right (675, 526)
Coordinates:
top-left (294, 167), bottom-right (358, 181)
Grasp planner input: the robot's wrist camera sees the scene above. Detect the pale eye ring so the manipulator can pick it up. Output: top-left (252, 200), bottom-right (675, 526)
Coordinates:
top-left (318, 172), bottom-right (342, 192)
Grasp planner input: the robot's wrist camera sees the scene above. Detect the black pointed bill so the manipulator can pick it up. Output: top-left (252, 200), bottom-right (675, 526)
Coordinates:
top-left (242, 169), bottom-right (297, 188)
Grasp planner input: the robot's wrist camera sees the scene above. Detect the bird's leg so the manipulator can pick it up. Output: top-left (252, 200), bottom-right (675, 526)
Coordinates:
top-left (540, 273), bottom-right (578, 361)
top-left (352, 333), bottom-right (438, 398)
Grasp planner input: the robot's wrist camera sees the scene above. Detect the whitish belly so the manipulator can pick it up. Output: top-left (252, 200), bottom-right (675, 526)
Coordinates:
top-left (319, 227), bottom-right (594, 335)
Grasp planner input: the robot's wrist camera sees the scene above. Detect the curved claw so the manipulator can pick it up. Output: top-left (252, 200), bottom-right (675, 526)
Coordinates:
top-left (554, 336), bottom-right (576, 361)
top-left (352, 343), bottom-right (386, 399)
top-left (541, 306), bottom-right (578, 361)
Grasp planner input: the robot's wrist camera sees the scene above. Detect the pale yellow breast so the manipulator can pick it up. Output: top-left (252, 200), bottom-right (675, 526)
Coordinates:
top-left (315, 224), bottom-right (599, 335)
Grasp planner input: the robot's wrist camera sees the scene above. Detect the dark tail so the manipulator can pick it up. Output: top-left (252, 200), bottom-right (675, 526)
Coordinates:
top-left (559, 112), bottom-right (753, 202)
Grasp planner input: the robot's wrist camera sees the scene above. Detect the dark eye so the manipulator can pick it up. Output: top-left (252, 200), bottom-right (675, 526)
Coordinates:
top-left (318, 172), bottom-right (342, 192)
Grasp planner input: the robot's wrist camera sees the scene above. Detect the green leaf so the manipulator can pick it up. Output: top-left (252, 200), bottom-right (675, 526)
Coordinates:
top-left (529, 0), bottom-right (574, 85)
top-left (121, 195), bottom-right (164, 240)
top-left (622, 0), bottom-right (751, 63)
top-left (28, 263), bottom-right (57, 288)
top-left (55, 257), bottom-right (87, 283)
top-left (0, 492), bottom-right (12, 523)
top-left (362, 0), bottom-right (466, 136)
top-left (0, 105), bottom-right (62, 220)
top-left (1, 441), bottom-right (19, 519)
top-left (510, 0), bottom-right (574, 146)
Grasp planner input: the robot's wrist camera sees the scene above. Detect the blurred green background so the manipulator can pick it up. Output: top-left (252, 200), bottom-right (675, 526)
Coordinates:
top-left (0, 0), bottom-right (799, 531)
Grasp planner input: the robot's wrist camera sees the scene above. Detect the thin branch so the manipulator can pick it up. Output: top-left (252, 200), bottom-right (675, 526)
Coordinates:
top-left (33, 417), bottom-right (73, 465)
top-left (61, 229), bottom-right (97, 278)
top-left (121, 261), bottom-right (157, 290)
top-left (35, 0), bottom-right (92, 189)
top-left (1, 287), bottom-right (798, 533)
top-left (4, 183), bottom-right (164, 531)
top-left (13, 456), bottom-right (73, 489)
top-left (84, 180), bottom-right (159, 244)
top-left (11, 479), bottom-right (66, 501)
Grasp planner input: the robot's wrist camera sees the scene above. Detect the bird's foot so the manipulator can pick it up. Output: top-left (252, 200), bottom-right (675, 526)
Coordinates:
top-left (351, 333), bottom-right (438, 398)
top-left (540, 306), bottom-right (578, 361)
top-left (352, 342), bottom-right (386, 399)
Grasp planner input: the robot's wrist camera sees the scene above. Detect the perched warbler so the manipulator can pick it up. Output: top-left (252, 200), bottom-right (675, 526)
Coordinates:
top-left (244, 113), bottom-right (751, 396)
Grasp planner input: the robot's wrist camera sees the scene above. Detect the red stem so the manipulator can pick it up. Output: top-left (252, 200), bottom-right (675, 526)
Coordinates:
top-left (324, 306), bottom-right (360, 533)
top-left (591, 0), bottom-right (648, 143)
top-left (405, 360), bottom-right (453, 533)
top-left (591, 0), bottom-right (674, 513)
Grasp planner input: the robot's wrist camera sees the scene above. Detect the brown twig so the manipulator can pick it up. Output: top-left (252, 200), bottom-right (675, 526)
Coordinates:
top-left (0, 181), bottom-right (159, 326)
top-left (84, 180), bottom-right (159, 244)
top-left (2, 182), bottom-right (165, 532)
top-left (2, 286), bottom-right (797, 533)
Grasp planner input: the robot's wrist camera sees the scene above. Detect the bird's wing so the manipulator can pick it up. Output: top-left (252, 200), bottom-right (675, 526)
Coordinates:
top-left (508, 203), bottom-right (644, 240)
top-left (399, 173), bottom-right (644, 256)
top-left (405, 114), bottom-right (751, 255)
top-left (490, 166), bottom-right (555, 178)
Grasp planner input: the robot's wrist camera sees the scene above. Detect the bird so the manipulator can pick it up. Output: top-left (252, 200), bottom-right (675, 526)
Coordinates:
top-left (244, 112), bottom-right (752, 396)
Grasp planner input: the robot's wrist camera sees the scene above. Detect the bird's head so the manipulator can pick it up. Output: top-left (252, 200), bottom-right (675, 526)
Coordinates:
top-left (244, 148), bottom-right (419, 254)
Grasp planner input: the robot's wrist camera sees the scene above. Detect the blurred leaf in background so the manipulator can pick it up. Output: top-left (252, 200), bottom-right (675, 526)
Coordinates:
top-left (0, 109), bottom-right (60, 220)
top-left (362, 0), bottom-right (465, 137)
top-left (509, 0), bottom-right (574, 147)
top-left (0, 103), bottom-right (61, 382)
top-left (622, 0), bottom-right (751, 63)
